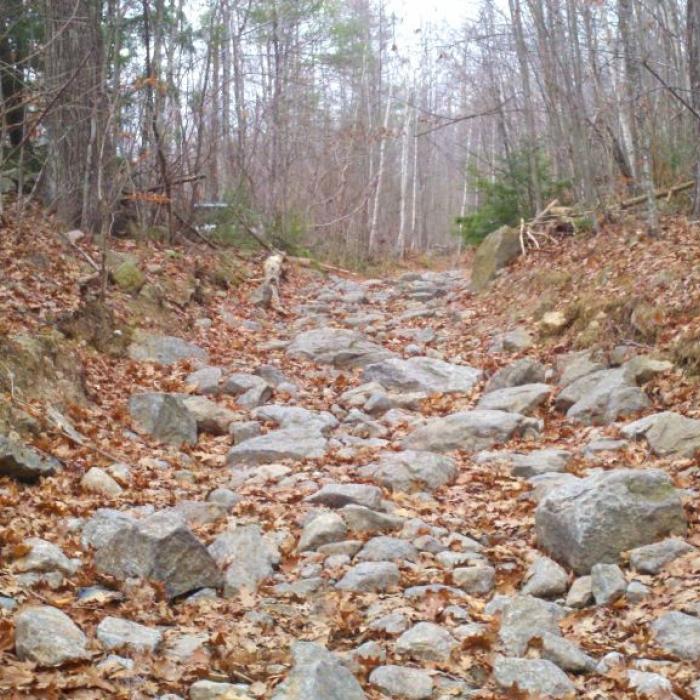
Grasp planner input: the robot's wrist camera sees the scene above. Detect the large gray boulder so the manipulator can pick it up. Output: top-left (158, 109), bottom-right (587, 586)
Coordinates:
top-left (286, 328), bottom-right (394, 369)
top-left (226, 428), bottom-right (327, 467)
top-left (471, 225), bottom-right (522, 292)
top-left (94, 510), bottom-right (222, 598)
top-left (128, 332), bottom-right (207, 365)
top-left (0, 436), bottom-right (59, 481)
top-left (362, 357), bottom-right (482, 394)
top-left (208, 524), bottom-right (278, 596)
top-left (359, 450), bottom-right (457, 492)
top-left (128, 393), bottom-right (197, 446)
top-left (536, 469), bottom-right (686, 574)
top-left (621, 411), bottom-right (700, 458)
top-left (650, 611), bottom-right (700, 660)
top-left (402, 410), bottom-right (540, 453)
top-left (271, 641), bottom-right (366, 700)
top-left (14, 606), bottom-right (89, 666)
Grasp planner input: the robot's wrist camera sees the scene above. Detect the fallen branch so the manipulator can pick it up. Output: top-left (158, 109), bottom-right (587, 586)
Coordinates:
top-left (59, 230), bottom-right (100, 272)
top-left (287, 256), bottom-right (356, 276)
top-left (620, 180), bottom-right (694, 209)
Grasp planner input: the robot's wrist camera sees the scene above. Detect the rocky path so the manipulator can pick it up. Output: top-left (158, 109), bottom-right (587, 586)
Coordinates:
top-left (2, 268), bottom-right (700, 698)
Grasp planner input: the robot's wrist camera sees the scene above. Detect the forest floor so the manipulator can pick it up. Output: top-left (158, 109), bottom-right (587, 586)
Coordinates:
top-left (1, 207), bottom-right (700, 698)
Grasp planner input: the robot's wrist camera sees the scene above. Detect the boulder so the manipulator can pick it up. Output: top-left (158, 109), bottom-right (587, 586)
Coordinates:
top-left (566, 576), bottom-right (593, 608)
top-left (453, 563), bottom-right (496, 595)
top-left (650, 611), bottom-right (700, 660)
top-left (535, 468), bottom-right (686, 574)
top-left (271, 641), bottom-right (366, 700)
top-left (286, 328), bottom-right (394, 369)
top-left (591, 563), bottom-right (627, 605)
top-left (81, 467), bottom-right (123, 497)
top-left (81, 508), bottom-right (135, 549)
top-left (94, 510), bottom-right (223, 598)
top-left (362, 357), bottom-right (482, 394)
top-left (490, 327), bottom-right (533, 353)
top-left (355, 536), bottom-right (418, 563)
top-left (340, 505), bottom-right (404, 533)
top-left (253, 405), bottom-right (338, 435)
top-left (359, 450), bottom-right (456, 493)
top-left (227, 428), bottom-right (326, 467)
top-left (477, 383), bottom-right (551, 415)
top-left (13, 538), bottom-right (78, 576)
top-left (498, 595), bottom-right (565, 655)
top-left (485, 358), bottom-right (547, 393)
top-left (208, 524), bottom-right (279, 595)
top-left (14, 606), bottom-right (89, 666)
top-left (189, 680), bottom-right (251, 700)
top-left (128, 393), bottom-right (197, 446)
top-left (306, 483), bottom-right (383, 510)
top-left (493, 657), bottom-right (576, 698)
top-left (335, 561), bottom-right (400, 592)
top-left (185, 366), bottom-right (222, 394)
top-left (96, 616), bottom-right (162, 652)
top-left (369, 665), bottom-right (433, 700)
top-left (558, 350), bottom-right (606, 388)
top-left (128, 332), bottom-right (207, 365)
top-left (521, 556), bottom-right (568, 598)
top-left (0, 435), bottom-right (58, 481)
top-left (298, 512), bottom-right (348, 552)
top-left (629, 537), bottom-right (696, 574)
top-left (222, 373), bottom-right (273, 408)
top-left (395, 622), bottom-right (457, 663)
top-left (181, 396), bottom-right (239, 435)
top-left (621, 411), bottom-right (700, 458)
top-left (539, 632), bottom-right (596, 673)
top-left (402, 410), bottom-right (540, 453)
top-left (471, 225), bottom-right (521, 292)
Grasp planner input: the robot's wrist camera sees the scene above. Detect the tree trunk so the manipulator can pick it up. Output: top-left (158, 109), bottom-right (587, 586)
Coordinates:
top-left (689, 0), bottom-right (700, 217)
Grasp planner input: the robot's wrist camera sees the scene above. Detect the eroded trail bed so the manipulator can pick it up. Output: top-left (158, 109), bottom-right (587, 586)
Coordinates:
top-left (2, 264), bottom-right (700, 699)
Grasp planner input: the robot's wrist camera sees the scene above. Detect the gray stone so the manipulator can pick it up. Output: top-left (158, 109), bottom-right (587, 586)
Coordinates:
top-left (626, 670), bottom-right (678, 699)
top-left (185, 367), bottom-right (222, 394)
top-left (591, 563), bottom-right (627, 605)
top-left (402, 409), bottom-right (540, 453)
top-left (490, 328), bottom-right (533, 353)
top-left (181, 396), bottom-right (239, 435)
top-left (81, 508), bottom-right (134, 549)
top-left (478, 383), bottom-right (551, 415)
top-left (298, 512), bottom-right (348, 552)
top-left (189, 680), bottom-right (251, 700)
top-left (568, 384), bottom-right (649, 426)
top-left (470, 225), bottom-right (521, 292)
top-left (128, 332), bottom-right (207, 365)
top-left (360, 450), bottom-right (457, 493)
top-left (621, 412), bottom-right (700, 458)
top-left (623, 356), bottom-right (674, 384)
top-left (336, 561), bottom-right (400, 592)
top-left (558, 351), bottom-right (606, 388)
top-left (521, 556), bottom-right (568, 599)
top-left (14, 606), bottom-right (89, 666)
top-left (81, 467), bottom-right (123, 496)
top-left (509, 449), bottom-right (572, 477)
top-left (222, 373), bottom-right (273, 408)
top-left (229, 420), bottom-right (262, 444)
top-left (207, 487), bottom-right (240, 509)
top-left (629, 537), bottom-right (695, 574)
top-left (626, 581), bottom-right (650, 602)
top-left (94, 510), bottom-right (222, 599)
top-left (287, 328), bottom-right (394, 369)
top-left (498, 595), bottom-right (565, 655)
top-left (368, 612), bottom-right (409, 636)
top-left (0, 436), bottom-right (58, 481)
top-left (485, 358), bottom-right (547, 393)
top-left (566, 576), bottom-right (593, 608)
top-left (556, 368), bottom-right (625, 411)
top-left (493, 657), bottom-right (576, 697)
top-left (539, 632), bottom-right (596, 673)
top-left (453, 564), bottom-right (496, 595)
top-left (355, 536), bottom-right (418, 563)
top-left (396, 622), bottom-right (457, 663)
top-left (583, 438), bottom-right (627, 458)
top-left (227, 428), bottom-right (326, 467)
top-left (362, 356), bottom-right (482, 394)
top-left (340, 505), bottom-right (404, 533)
top-left (13, 538), bottom-right (78, 576)
top-left (528, 473), bottom-right (581, 502)
top-left (318, 540), bottom-right (363, 557)
top-left (96, 616), bottom-right (162, 652)
top-left (208, 524), bottom-right (278, 595)
top-left (253, 405), bottom-right (338, 435)
top-left (535, 468), bottom-right (686, 574)
top-left (129, 392), bottom-right (197, 446)
top-left (271, 641), bottom-right (366, 700)
top-left (306, 483), bottom-right (383, 510)
top-left (255, 364), bottom-right (293, 388)
top-left (369, 665), bottom-right (433, 699)
top-left (650, 612), bottom-right (700, 660)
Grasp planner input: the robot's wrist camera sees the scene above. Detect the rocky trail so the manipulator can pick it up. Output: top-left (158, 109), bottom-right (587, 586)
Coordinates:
top-left (2, 241), bottom-right (700, 699)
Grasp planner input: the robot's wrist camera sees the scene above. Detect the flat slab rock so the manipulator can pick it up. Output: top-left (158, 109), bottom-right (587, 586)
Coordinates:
top-left (359, 450), bottom-right (457, 492)
top-left (286, 328), bottom-right (394, 369)
top-left (306, 483), bottom-right (383, 510)
top-left (0, 435), bottom-right (59, 481)
top-left (622, 411), bottom-right (700, 458)
top-left (493, 657), bottom-right (576, 698)
top-left (335, 561), bottom-right (400, 592)
top-left (362, 356), bottom-right (482, 394)
top-left (477, 383), bottom-right (551, 415)
top-left (127, 332), bottom-right (208, 365)
top-left (227, 428), bottom-right (327, 467)
top-left (402, 409), bottom-right (540, 453)
top-left (128, 392), bottom-right (197, 446)
top-left (650, 611), bottom-right (700, 660)
top-left (14, 606), bottom-right (89, 666)
top-left (536, 468), bottom-right (686, 574)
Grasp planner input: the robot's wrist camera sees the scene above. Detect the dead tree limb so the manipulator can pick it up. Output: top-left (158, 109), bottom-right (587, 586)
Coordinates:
top-left (620, 180), bottom-right (694, 209)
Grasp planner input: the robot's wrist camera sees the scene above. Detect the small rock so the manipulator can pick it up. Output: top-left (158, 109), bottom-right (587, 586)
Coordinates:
top-left (540, 311), bottom-right (568, 335)
top-left (81, 467), bottom-right (123, 497)
top-left (355, 536), bottom-right (418, 563)
top-left (539, 632), bottom-right (596, 673)
top-left (182, 396), bottom-right (240, 435)
top-left (128, 332), bottom-right (207, 365)
top-left (360, 450), bottom-right (457, 493)
top-left (477, 383), bottom-right (551, 415)
top-left (626, 580), bottom-right (650, 603)
top-left (0, 435), bottom-right (58, 481)
top-left (189, 680), bottom-right (251, 700)
top-left (306, 483), bottom-right (383, 510)
top-left (13, 537), bottom-right (77, 576)
top-left (521, 556), bottom-right (568, 599)
top-left (499, 595), bottom-right (564, 655)
top-left (591, 563), bottom-right (627, 605)
top-left (493, 657), bottom-right (575, 698)
top-left (621, 411), bottom-right (700, 458)
top-left (484, 358), bottom-right (546, 393)
top-left (368, 612), bottom-right (409, 636)
top-left (566, 576), bottom-right (593, 608)
top-left (369, 665), bottom-right (434, 699)
top-left (650, 611), bottom-right (700, 660)
top-left (229, 421), bottom-right (262, 444)
top-left (452, 563), bottom-right (495, 595)
top-left (340, 505), bottom-right (404, 533)
top-left (298, 512), bottom-right (348, 552)
top-left (96, 616), bottom-right (162, 652)
top-left (336, 561), bottom-right (400, 592)
top-left (626, 670), bottom-right (678, 698)
top-left (207, 487), bottom-right (240, 509)
top-left (14, 606), bottom-right (89, 666)
top-left (629, 538), bottom-right (695, 575)
top-left (128, 392), bottom-right (197, 446)
top-left (396, 622), bottom-right (457, 663)
top-left (185, 367), bottom-right (222, 394)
